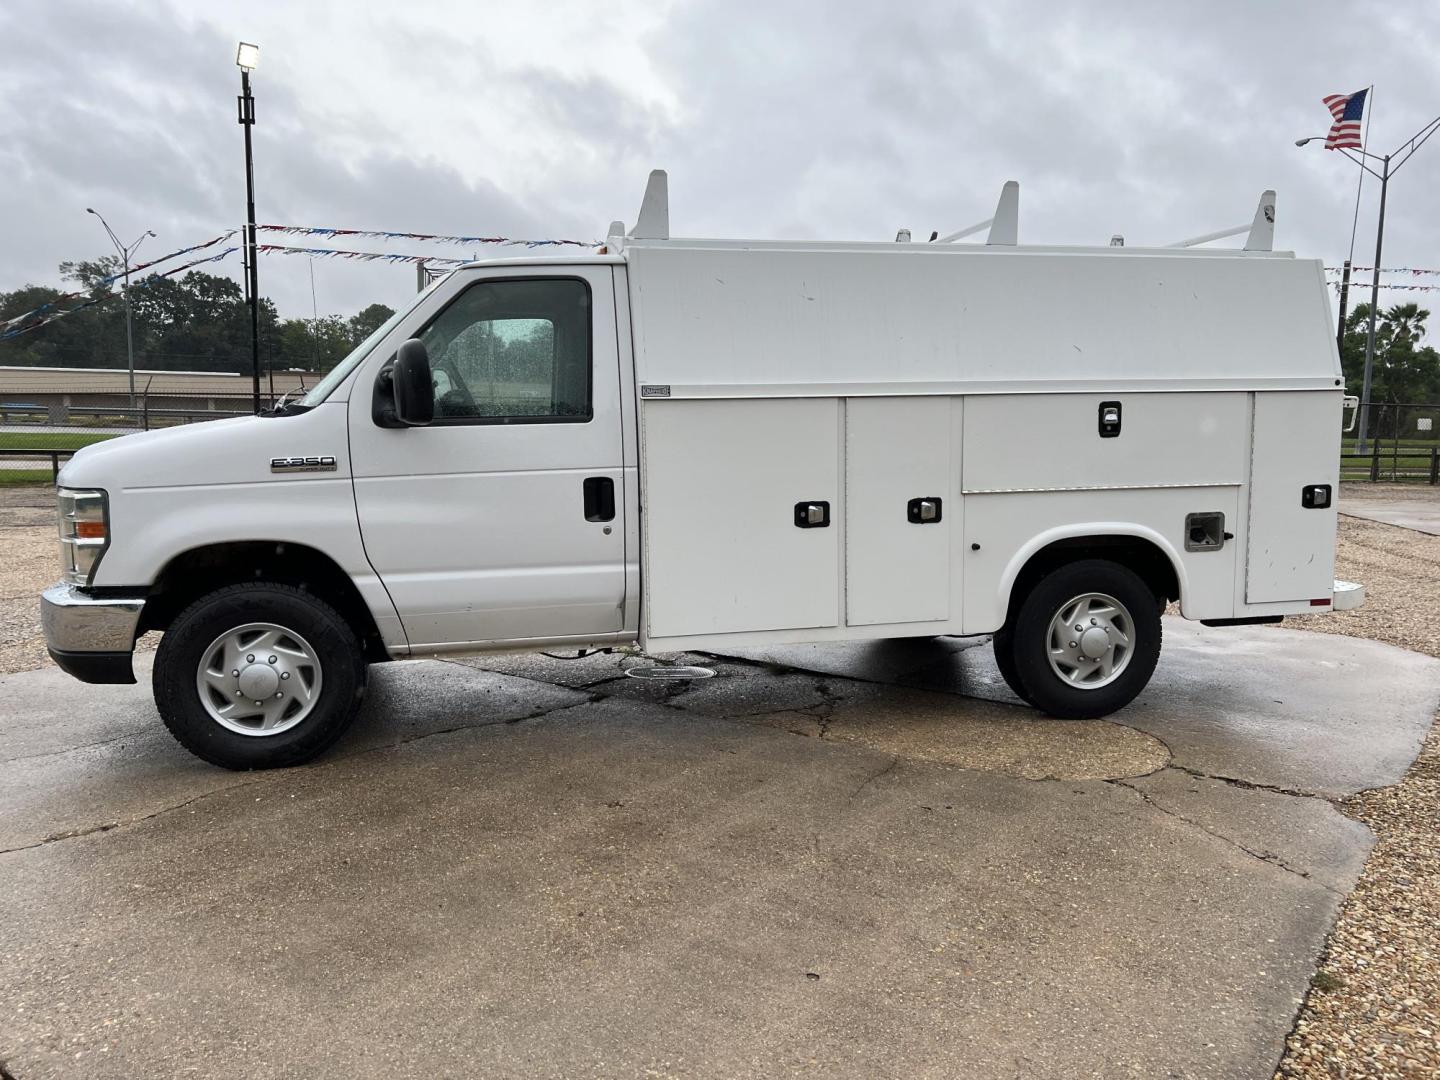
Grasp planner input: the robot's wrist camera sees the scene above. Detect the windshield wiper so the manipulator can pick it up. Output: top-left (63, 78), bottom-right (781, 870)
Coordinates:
top-left (261, 388), bottom-right (313, 417)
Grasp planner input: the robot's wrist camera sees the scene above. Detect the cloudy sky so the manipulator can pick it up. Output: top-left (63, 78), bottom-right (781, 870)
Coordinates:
top-left (2, 0), bottom-right (1438, 323)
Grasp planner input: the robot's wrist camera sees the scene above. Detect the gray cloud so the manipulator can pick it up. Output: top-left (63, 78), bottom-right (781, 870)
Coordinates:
top-left (2, 0), bottom-right (1438, 323)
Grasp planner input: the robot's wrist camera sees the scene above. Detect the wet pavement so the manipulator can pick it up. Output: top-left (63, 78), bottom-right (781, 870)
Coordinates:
top-left (1339, 481), bottom-right (1440, 536)
top-left (1, 619), bottom-right (1437, 1079)
top-left (1341, 500), bottom-right (1440, 535)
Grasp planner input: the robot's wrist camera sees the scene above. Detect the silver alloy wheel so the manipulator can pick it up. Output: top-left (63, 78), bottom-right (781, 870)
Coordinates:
top-left (1045, 591), bottom-right (1133, 690)
top-left (195, 622), bottom-right (323, 736)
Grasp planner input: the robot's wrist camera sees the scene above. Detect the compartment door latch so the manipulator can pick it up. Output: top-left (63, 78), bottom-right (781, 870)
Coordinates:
top-left (1098, 400), bottom-right (1122, 438)
top-left (794, 501), bottom-right (831, 528)
top-left (906, 497), bottom-right (943, 524)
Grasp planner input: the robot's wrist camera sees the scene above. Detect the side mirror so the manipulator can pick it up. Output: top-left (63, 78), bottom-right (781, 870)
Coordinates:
top-left (391, 339), bottom-right (434, 426)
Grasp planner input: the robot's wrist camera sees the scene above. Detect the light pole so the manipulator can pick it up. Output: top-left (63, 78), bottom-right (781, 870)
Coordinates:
top-left (85, 208), bottom-right (155, 413)
top-left (236, 41), bottom-right (262, 413)
top-left (1299, 112), bottom-right (1440, 451)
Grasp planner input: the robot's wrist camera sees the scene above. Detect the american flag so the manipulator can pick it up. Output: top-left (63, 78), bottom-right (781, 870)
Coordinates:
top-left (1322, 89), bottom-right (1368, 150)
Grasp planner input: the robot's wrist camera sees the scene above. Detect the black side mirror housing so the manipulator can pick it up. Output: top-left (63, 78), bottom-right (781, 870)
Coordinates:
top-left (373, 339), bottom-right (434, 428)
top-left (393, 339), bottom-right (434, 426)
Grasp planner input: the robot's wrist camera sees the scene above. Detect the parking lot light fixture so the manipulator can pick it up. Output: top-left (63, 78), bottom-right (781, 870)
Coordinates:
top-left (85, 207), bottom-right (155, 413)
top-left (236, 41), bottom-right (261, 413)
top-left (1299, 110), bottom-right (1440, 451)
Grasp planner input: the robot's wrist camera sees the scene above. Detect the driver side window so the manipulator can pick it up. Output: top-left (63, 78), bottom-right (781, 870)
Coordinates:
top-left (417, 277), bottom-right (591, 423)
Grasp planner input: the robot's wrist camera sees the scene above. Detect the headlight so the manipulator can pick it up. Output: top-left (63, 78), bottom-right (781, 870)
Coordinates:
top-left (57, 488), bottom-right (109, 586)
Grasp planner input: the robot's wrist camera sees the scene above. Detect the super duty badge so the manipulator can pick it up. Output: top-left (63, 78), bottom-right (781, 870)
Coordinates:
top-left (271, 455), bottom-right (337, 473)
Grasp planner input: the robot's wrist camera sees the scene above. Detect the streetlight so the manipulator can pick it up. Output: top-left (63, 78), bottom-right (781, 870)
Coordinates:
top-left (236, 41), bottom-right (261, 413)
top-left (1299, 113), bottom-right (1440, 451)
top-left (86, 208), bottom-right (155, 412)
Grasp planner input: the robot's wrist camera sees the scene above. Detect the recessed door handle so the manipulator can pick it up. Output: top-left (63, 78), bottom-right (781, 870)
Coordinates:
top-left (794, 501), bottom-right (830, 528)
top-left (907, 497), bottom-right (942, 524)
top-left (583, 476), bottom-right (615, 522)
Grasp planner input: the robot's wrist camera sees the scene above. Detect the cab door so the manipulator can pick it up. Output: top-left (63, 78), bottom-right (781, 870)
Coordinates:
top-left (348, 266), bottom-right (626, 649)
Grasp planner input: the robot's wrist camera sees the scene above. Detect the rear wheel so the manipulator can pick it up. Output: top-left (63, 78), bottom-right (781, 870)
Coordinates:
top-left (1005, 559), bottom-right (1161, 719)
top-left (154, 583), bottom-right (367, 769)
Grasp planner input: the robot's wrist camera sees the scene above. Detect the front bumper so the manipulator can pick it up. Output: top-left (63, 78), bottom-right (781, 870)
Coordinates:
top-left (40, 582), bottom-right (145, 684)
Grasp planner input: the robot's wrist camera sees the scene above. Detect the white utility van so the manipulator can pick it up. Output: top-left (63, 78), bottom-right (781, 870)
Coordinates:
top-left (42, 173), bottom-right (1362, 769)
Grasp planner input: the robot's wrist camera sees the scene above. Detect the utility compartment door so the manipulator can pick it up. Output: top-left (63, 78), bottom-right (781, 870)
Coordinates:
top-left (1246, 391), bottom-right (1341, 603)
top-left (643, 398), bottom-right (841, 638)
top-left (845, 397), bottom-right (955, 626)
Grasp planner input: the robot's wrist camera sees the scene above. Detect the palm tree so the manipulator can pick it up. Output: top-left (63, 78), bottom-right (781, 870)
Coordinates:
top-left (1383, 303), bottom-right (1428, 349)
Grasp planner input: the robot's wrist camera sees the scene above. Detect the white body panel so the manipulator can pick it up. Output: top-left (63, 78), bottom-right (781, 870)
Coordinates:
top-left (345, 263), bottom-right (627, 649)
top-left (642, 398), bottom-right (840, 637)
top-left (845, 397), bottom-right (956, 626)
top-left (1246, 391), bottom-right (1340, 603)
top-left (624, 241), bottom-right (1337, 398)
top-left (61, 404), bottom-right (409, 651)
top-left (961, 393), bottom-right (1248, 493)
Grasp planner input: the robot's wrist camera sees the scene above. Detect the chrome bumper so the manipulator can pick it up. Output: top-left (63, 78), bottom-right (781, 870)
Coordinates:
top-left (40, 582), bottom-right (145, 684)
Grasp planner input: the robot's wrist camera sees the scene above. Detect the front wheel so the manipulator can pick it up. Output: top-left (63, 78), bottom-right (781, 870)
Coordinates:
top-left (154, 583), bottom-right (367, 769)
top-left (1004, 560), bottom-right (1161, 719)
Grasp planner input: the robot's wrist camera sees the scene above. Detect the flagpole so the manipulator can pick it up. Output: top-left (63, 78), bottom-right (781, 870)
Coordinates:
top-left (1336, 86), bottom-right (1373, 357)
top-left (1357, 152), bottom-right (1388, 453)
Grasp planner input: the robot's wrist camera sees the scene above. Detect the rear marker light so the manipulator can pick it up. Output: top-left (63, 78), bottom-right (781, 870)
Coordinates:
top-left (1310, 599), bottom-right (1331, 607)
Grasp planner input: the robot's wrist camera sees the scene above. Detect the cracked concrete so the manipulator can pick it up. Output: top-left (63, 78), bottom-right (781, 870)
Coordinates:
top-left (0, 654), bottom-right (589, 852)
top-left (2, 618), bottom-right (1438, 1079)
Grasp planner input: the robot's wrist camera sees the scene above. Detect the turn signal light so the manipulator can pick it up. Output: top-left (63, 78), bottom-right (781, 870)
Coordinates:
top-left (75, 521), bottom-right (106, 539)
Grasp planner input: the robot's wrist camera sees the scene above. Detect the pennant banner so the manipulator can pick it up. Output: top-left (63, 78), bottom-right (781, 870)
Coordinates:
top-left (1328, 280), bottom-right (1440, 292)
top-left (258, 224), bottom-right (598, 248)
top-left (1326, 266), bottom-right (1440, 277)
top-left (256, 243), bottom-right (469, 266)
top-left (1, 230), bottom-right (239, 334)
top-left (0, 248), bottom-right (239, 341)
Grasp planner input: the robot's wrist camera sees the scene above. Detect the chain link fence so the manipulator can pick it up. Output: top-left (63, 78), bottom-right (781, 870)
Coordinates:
top-left (1342, 402), bottom-right (1440, 484)
top-left (0, 368), bottom-right (318, 481)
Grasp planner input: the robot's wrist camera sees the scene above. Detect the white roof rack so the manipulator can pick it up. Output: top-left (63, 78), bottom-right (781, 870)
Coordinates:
top-left (609, 170), bottom-right (1277, 255)
top-left (1167, 190), bottom-right (1277, 251)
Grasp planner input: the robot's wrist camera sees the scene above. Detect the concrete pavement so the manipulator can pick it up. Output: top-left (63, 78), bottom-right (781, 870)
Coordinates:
top-left (1, 619), bottom-right (1437, 1079)
top-left (1339, 482), bottom-right (1440, 536)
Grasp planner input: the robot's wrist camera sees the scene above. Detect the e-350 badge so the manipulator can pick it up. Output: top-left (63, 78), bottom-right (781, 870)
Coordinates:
top-left (270, 455), bottom-right (337, 473)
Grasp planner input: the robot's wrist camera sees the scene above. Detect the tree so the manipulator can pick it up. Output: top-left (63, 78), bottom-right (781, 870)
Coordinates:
top-left (276, 315), bottom-right (354, 371)
top-left (348, 303), bottom-right (395, 344)
top-left (1339, 302), bottom-right (1440, 406)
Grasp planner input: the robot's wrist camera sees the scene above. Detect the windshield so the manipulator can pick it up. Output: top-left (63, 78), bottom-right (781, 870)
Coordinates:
top-left (297, 276), bottom-right (446, 407)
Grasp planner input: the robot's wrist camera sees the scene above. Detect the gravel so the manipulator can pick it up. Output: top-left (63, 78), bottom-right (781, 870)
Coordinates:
top-left (0, 486), bottom-right (155, 675)
top-left (1276, 489), bottom-right (1440, 1080)
top-left (0, 486), bottom-right (59, 674)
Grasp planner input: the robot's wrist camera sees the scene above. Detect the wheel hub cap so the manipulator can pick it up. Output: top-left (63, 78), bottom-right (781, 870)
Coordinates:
top-left (236, 663), bottom-right (280, 700)
top-left (1046, 592), bottom-right (1134, 690)
top-left (1078, 626), bottom-right (1111, 659)
top-left (196, 622), bottom-right (323, 736)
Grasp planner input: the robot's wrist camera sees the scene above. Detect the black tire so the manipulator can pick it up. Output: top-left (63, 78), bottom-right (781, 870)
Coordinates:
top-left (990, 625), bottom-right (1035, 705)
top-left (154, 583), bottom-right (367, 770)
top-left (1008, 559), bottom-right (1161, 720)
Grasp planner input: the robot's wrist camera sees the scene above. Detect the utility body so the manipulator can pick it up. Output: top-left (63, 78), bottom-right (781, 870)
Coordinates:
top-left (42, 173), bottom-right (1363, 769)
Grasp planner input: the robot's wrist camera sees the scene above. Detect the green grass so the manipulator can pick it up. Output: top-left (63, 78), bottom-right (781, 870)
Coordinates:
top-left (0, 468), bottom-right (59, 485)
top-left (0, 430), bottom-right (118, 452)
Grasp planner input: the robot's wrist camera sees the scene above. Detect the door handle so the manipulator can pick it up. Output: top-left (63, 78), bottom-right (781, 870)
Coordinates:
top-left (794, 501), bottom-right (830, 528)
top-left (583, 476), bottom-right (616, 522)
top-left (907, 497), bottom-right (942, 524)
